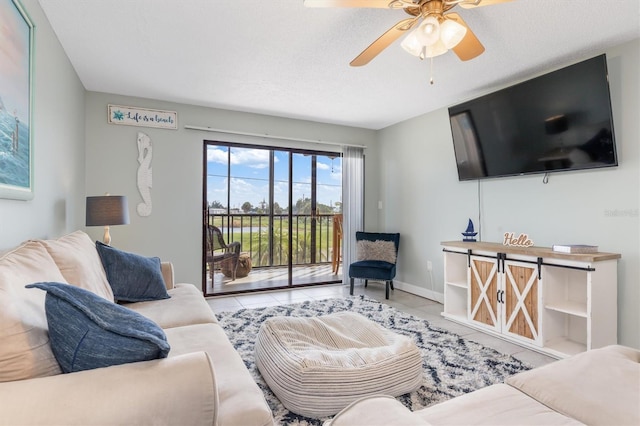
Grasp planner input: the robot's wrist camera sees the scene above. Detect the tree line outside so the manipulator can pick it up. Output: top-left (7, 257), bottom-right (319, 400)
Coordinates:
top-left (209, 197), bottom-right (341, 215)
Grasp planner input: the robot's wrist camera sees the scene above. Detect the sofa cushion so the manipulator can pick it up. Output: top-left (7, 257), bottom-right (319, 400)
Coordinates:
top-left (505, 345), bottom-right (640, 426)
top-left (326, 395), bottom-right (432, 426)
top-left (0, 241), bottom-right (65, 382)
top-left (26, 282), bottom-right (170, 373)
top-left (164, 323), bottom-right (273, 426)
top-left (39, 231), bottom-right (114, 301)
top-left (126, 283), bottom-right (217, 329)
top-left (95, 242), bottom-right (170, 302)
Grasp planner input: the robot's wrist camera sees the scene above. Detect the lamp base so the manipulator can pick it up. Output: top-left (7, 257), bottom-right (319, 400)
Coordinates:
top-left (103, 226), bottom-right (112, 246)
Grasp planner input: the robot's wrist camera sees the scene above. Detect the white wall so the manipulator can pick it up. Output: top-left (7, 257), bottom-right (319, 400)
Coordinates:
top-left (84, 92), bottom-right (378, 287)
top-left (0, 0), bottom-right (85, 249)
top-left (377, 39), bottom-right (640, 349)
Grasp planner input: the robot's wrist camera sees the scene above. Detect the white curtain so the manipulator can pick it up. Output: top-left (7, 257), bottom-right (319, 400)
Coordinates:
top-left (341, 146), bottom-right (364, 285)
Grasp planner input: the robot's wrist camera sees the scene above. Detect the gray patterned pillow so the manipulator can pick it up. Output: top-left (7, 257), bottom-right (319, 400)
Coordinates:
top-left (356, 240), bottom-right (397, 263)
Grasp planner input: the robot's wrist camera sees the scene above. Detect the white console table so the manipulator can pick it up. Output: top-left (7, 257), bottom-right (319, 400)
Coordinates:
top-left (441, 241), bottom-right (620, 359)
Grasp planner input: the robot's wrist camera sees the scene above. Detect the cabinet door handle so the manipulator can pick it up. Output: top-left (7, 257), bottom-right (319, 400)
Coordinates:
top-left (537, 257), bottom-right (543, 280)
top-left (497, 252), bottom-right (506, 273)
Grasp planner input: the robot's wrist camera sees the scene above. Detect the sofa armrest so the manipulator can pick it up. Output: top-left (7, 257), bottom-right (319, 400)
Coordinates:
top-left (161, 261), bottom-right (175, 289)
top-left (505, 345), bottom-right (640, 425)
top-left (0, 352), bottom-right (217, 426)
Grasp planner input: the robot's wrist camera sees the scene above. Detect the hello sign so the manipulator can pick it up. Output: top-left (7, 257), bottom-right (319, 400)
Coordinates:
top-left (503, 232), bottom-right (534, 247)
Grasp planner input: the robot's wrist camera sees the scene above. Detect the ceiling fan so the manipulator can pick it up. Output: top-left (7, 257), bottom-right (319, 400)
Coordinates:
top-left (304, 0), bottom-right (511, 67)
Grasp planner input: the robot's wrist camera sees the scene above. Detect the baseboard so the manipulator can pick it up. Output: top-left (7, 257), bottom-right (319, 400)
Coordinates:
top-left (393, 280), bottom-right (444, 304)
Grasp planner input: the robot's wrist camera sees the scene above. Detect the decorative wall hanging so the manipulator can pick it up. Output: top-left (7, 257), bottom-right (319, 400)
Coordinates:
top-left (108, 104), bottom-right (177, 130)
top-left (0, 0), bottom-right (34, 200)
top-left (136, 132), bottom-right (152, 216)
top-left (503, 232), bottom-right (534, 247)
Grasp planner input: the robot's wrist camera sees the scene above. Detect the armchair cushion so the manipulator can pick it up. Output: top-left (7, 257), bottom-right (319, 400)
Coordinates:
top-left (96, 242), bottom-right (170, 302)
top-left (356, 240), bottom-right (397, 263)
top-left (349, 260), bottom-right (397, 281)
top-left (26, 282), bottom-right (170, 373)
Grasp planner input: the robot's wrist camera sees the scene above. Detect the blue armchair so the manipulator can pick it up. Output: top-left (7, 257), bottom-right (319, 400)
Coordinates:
top-left (349, 232), bottom-right (400, 299)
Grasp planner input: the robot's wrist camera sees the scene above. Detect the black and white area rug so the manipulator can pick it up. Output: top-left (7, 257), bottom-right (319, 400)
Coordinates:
top-left (216, 295), bottom-right (532, 426)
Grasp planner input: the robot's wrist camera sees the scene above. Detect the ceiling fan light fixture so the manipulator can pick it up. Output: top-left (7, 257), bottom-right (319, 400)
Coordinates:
top-left (415, 16), bottom-right (440, 46)
top-left (424, 39), bottom-right (448, 58)
top-left (440, 19), bottom-right (467, 49)
top-left (400, 29), bottom-right (424, 57)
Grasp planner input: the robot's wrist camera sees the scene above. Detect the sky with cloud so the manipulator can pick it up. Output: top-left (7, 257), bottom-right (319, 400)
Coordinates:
top-left (206, 146), bottom-right (342, 211)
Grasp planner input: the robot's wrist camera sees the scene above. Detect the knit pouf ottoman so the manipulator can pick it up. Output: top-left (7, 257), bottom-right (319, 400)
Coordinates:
top-left (254, 312), bottom-right (423, 418)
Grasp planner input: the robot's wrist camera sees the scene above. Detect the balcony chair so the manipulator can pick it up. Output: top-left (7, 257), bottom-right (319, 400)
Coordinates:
top-left (206, 224), bottom-right (241, 281)
top-left (349, 232), bottom-right (400, 299)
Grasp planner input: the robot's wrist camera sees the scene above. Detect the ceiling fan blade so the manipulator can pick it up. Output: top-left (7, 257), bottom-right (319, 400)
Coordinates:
top-left (445, 13), bottom-right (485, 61)
top-left (349, 17), bottom-right (419, 66)
top-left (303, 0), bottom-right (393, 8)
top-left (457, 0), bottom-right (511, 9)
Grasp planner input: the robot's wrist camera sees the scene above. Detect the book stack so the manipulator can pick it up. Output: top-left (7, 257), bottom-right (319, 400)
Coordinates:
top-left (552, 244), bottom-right (599, 254)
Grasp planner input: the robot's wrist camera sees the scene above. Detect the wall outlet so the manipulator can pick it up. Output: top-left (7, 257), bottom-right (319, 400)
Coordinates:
top-left (427, 260), bottom-right (433, 271)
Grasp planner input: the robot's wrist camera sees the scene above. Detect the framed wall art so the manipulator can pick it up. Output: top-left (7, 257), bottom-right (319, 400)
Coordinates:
top-left (0, 0), bottom-right (34, 200)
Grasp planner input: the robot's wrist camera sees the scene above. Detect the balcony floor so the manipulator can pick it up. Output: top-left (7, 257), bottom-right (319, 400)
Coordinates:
top-left (206, 263), bottom-right (342, 295)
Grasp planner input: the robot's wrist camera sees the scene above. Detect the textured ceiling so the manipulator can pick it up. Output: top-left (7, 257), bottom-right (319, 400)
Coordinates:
top-left (38, 0), bottom-right (639, 130)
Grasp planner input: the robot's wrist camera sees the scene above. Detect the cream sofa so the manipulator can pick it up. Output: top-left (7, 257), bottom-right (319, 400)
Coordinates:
top-left (0, 231), bottom-right (274, 426)
top-left (326, 344), bottom-right (640, 426)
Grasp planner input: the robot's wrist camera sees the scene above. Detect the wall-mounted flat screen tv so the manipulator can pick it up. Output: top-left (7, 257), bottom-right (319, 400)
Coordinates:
top-left (448, 54), bottom-right (618, 181)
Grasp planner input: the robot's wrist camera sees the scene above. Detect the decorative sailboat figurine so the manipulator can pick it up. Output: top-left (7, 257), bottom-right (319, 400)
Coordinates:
top-left (462, 219), bottom-right (478, 242)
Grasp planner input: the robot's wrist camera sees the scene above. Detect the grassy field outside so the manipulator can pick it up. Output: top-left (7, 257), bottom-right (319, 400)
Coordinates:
top-left (208, 214), bottom-right (338, 268)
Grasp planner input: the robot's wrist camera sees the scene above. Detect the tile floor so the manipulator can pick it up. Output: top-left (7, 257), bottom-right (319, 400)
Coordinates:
top-left (206, 282), bottom-right (557, 368)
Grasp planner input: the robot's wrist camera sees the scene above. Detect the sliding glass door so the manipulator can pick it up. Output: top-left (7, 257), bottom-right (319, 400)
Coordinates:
top-left (203, 142), bottom-right (342, 296)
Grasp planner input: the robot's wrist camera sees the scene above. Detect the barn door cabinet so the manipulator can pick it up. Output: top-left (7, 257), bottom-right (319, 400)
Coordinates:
top-left (468, 254), bottom-right (542, 346)
top-left (441, 241), bottom-right (620, 359)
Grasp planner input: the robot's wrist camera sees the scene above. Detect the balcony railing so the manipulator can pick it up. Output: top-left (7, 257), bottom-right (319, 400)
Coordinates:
top-left (207, 213), bottom-right (339, 269)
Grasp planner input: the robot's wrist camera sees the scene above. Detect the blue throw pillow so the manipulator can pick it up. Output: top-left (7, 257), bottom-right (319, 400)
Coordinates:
top-left (95, 241), bottom-right (170, 302)
top-left (26, 282), bottom-right (170, 373)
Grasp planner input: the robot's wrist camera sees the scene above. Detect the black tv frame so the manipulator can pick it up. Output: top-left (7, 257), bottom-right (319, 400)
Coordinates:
top-left (448, 54), bottom-right (618, 181)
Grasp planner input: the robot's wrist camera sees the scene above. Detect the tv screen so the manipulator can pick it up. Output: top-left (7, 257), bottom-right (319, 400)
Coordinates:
top-left (448, 54), bottom-right (618, 181)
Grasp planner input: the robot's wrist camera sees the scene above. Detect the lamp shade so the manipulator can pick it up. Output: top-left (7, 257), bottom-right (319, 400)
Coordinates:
top-left (440, 19), bottom-right (467, 49)
top-left (86, 196), bottom-right (130, 226)
top-left (415, 16), bottom-right (441, 46)
top-left (424, 39), bottom-right (448, 58)
top-left (401, 29), bottom-right (423, 57)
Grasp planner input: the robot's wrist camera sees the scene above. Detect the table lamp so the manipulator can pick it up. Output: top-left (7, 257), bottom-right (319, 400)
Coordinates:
top-left (86, 194), bottom-right (130, 245)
